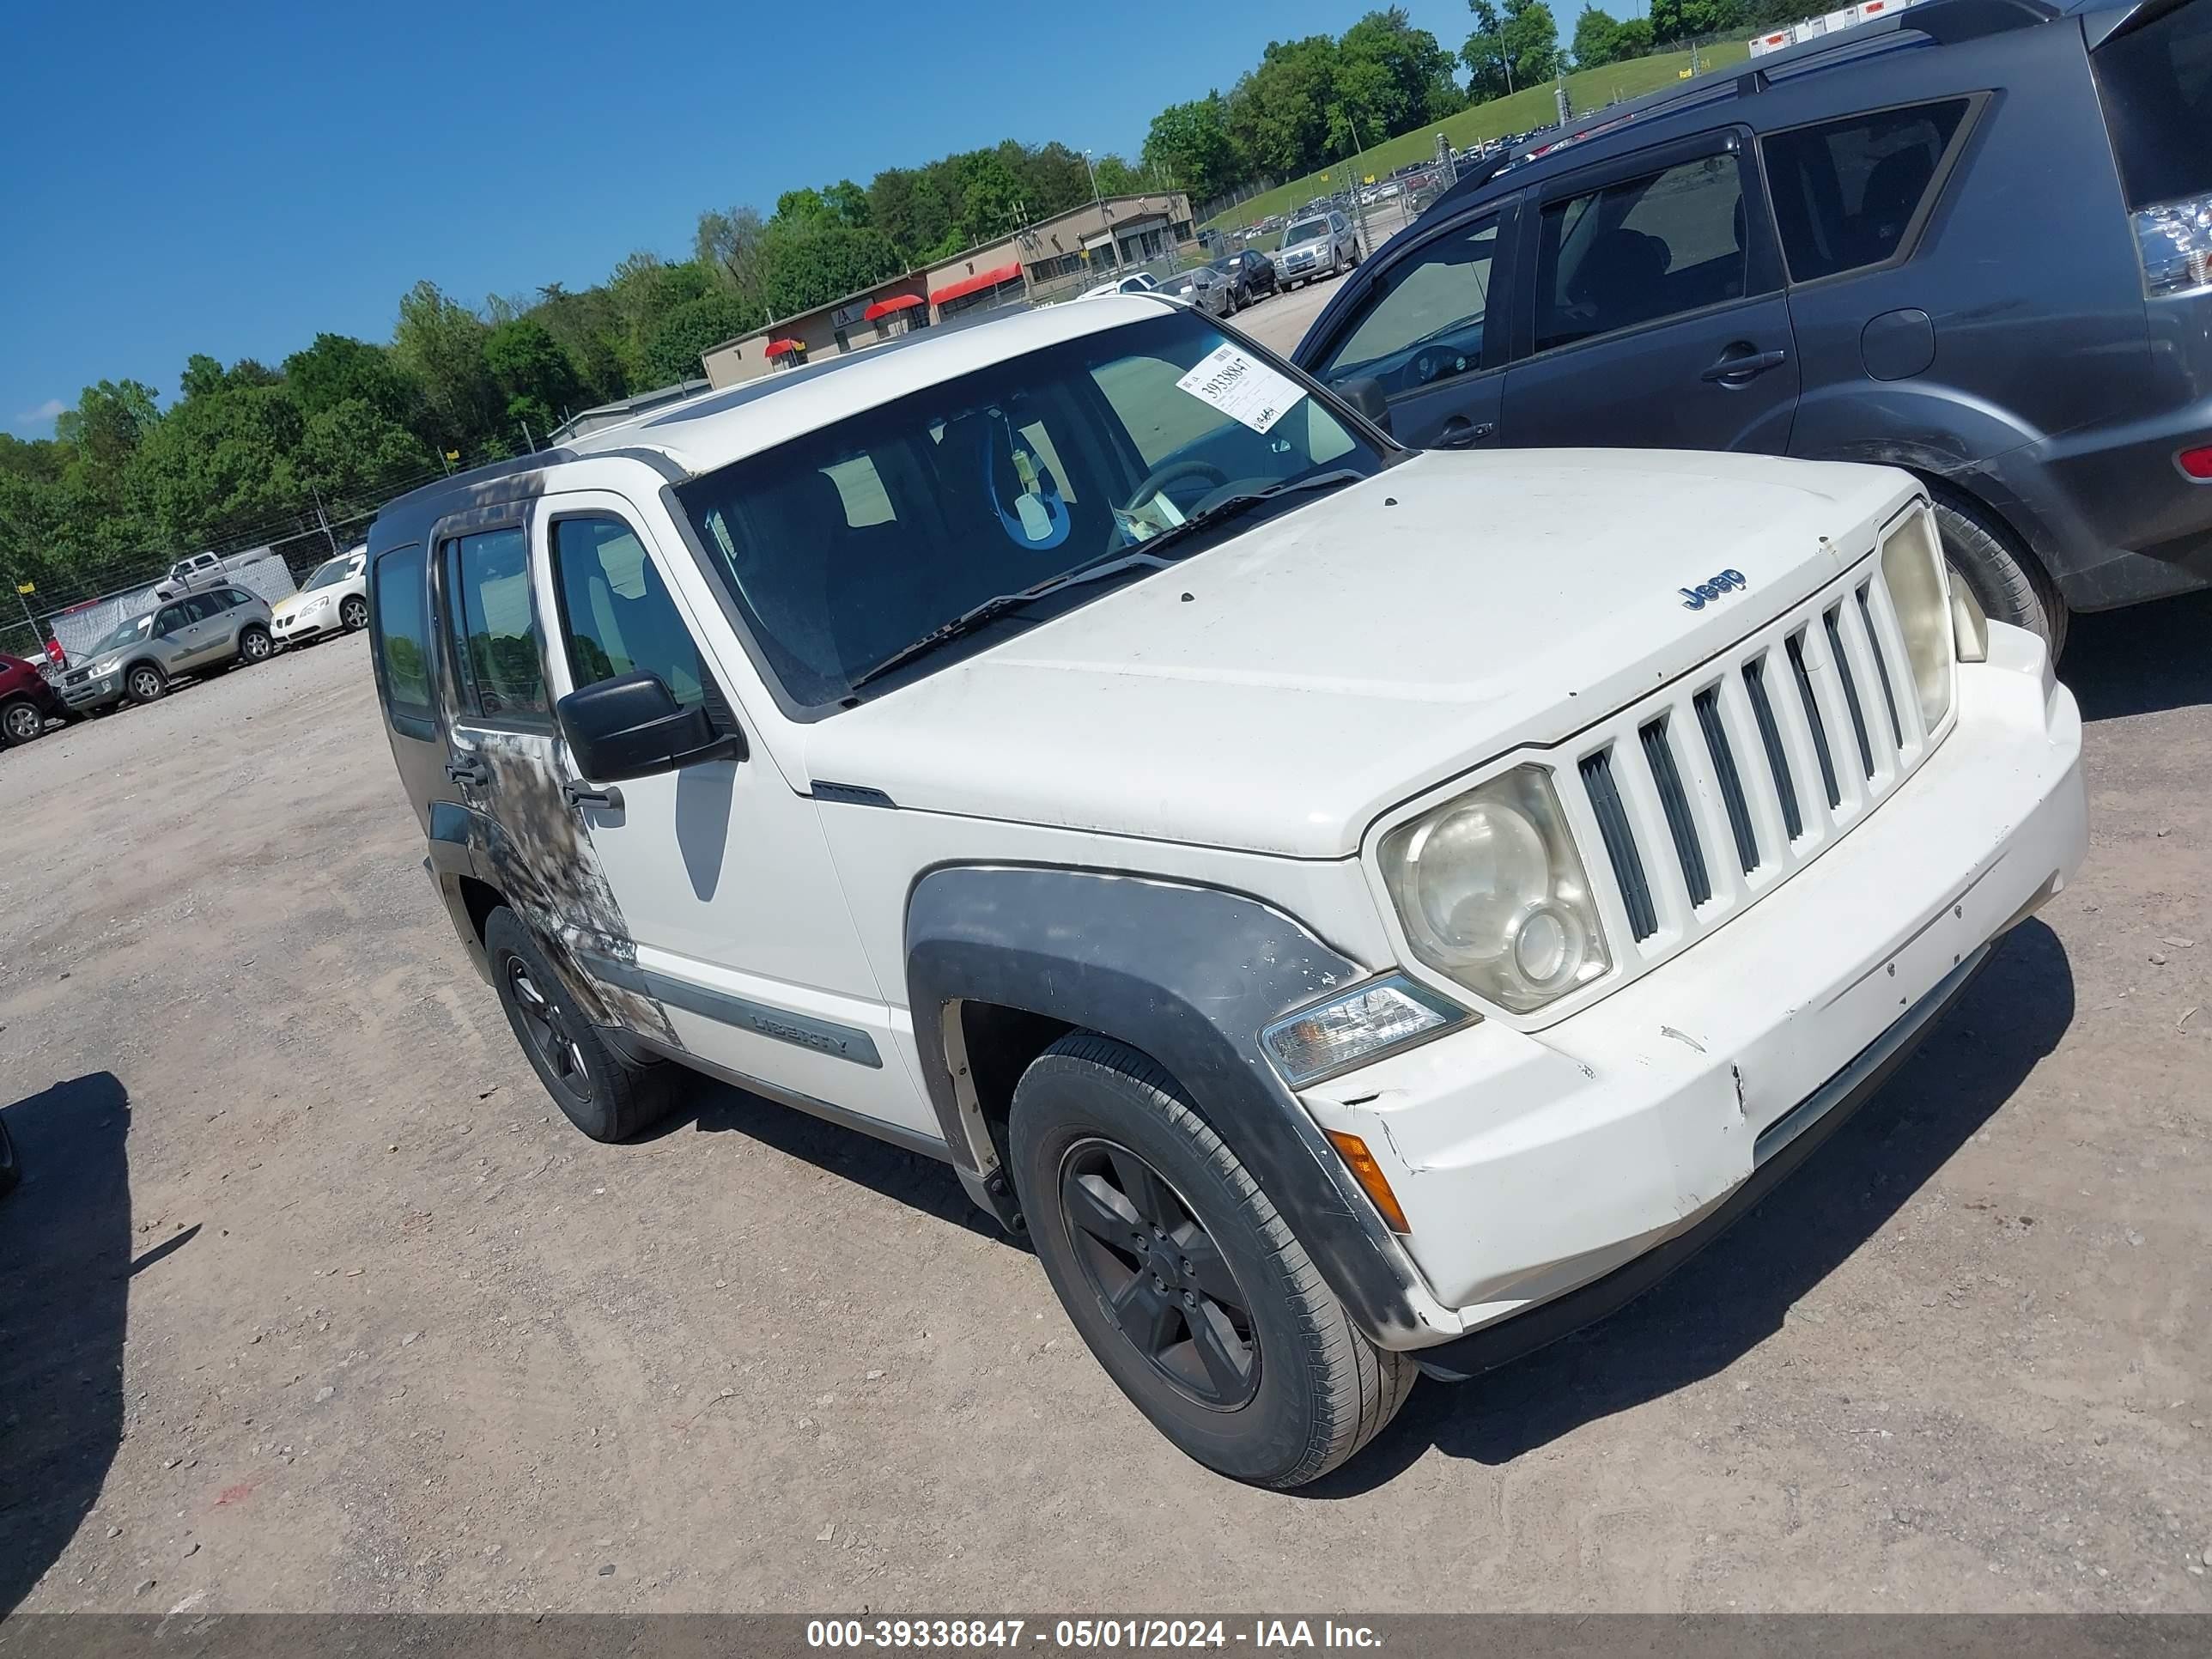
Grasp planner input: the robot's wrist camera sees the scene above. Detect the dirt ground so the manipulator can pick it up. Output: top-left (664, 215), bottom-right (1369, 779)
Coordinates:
top-left (2, 571), bottom-right (2208, 1618)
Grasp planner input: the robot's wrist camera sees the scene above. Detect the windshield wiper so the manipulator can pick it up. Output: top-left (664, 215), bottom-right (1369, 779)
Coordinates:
top-left (1120, 468), bottom-right (1370, 562)
top-left (845, 550), bottom-right (1177, 693)
top-left (843, 471), bottom-right (1370, 696)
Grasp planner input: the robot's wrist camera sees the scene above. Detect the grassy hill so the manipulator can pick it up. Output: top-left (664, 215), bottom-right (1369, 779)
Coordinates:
top-left (1203, 40), bottom-right (1753, 233)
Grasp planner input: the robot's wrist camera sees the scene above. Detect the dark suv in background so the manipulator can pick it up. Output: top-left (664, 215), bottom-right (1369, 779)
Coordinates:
top-left (1297, 0), bottom-right (2211, 653)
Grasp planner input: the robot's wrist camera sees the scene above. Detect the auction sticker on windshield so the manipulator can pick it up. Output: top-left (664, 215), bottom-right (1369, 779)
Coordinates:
top-left (1176, 344), bottom-right (1304, 434)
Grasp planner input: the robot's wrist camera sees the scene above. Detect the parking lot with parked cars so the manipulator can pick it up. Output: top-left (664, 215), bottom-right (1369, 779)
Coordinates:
top-left (2, 573), bottom-right (2206, 1611)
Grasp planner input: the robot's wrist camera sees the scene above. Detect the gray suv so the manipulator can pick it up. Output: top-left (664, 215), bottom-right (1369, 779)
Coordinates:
top-left (61, 586), bottom-right (275, 711)
top-left (1298, 0), bottom-right (2212, 654)
top-left (1274, 210), bottom-right (1361, 289)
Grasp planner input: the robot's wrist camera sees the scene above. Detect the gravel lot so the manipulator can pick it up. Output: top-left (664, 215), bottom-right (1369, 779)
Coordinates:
top-left (2, 538), bottom-right (2209, 1615)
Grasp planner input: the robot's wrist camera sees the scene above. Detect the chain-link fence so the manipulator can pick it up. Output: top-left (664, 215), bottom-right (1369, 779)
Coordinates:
top-left (0, 441), bottom-right (532, 669)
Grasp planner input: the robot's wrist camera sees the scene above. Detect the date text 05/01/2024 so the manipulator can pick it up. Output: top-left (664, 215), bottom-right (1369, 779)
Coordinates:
top-left (805, 1619), bottom-right (1384, 1650)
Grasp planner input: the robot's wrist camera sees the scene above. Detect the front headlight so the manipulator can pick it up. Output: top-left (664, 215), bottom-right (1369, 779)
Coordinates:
top-left (1880, 507), bottom-right (1954, 728)
top-left (93, 659), bottom-right (119, 677)
top-left (1377, 766), bottom-right (1611, 1014)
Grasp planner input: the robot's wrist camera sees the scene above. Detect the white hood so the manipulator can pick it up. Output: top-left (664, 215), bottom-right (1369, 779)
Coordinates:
top-left (798, 449), bottom-right (1918, 859)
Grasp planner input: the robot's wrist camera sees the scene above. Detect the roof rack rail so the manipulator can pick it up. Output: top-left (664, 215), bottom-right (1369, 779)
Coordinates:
top-left (1425, 0), bottom-right (2054, 218)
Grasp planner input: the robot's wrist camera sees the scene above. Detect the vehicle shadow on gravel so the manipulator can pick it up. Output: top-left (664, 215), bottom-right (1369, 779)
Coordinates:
top-left (1316, 919), bottom-right (2075, 1493)
top-left (2062, 588), bottom-right (2212, 722)
top-left (0, 1073), bottom-right (133, 1613)
top-left (653, 1079), bottom-right (1005, 1242)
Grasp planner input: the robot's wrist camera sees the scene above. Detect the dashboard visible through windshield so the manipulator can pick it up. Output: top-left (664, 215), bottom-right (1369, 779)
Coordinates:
top-left (673, 311), bottom-right (1388, 710)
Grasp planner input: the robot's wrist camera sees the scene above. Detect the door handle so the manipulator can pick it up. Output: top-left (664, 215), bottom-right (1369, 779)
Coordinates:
top-left (1436, 418), bottom-right (1497, 448)
top-left (562, 780), bottom-right (624, 812)
top-left (1700, 346), bottom-right (1789, 383)
top-left (444, 756), bottom-right (489, 787)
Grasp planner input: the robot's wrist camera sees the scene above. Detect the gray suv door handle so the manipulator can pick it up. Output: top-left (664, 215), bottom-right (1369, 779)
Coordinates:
top-left (1701, 346), bottom-right (1789, 383)
top-left (1436, 418), bottom-right (1497, 448)
top-left (444, 756), bottom-right (489, 787)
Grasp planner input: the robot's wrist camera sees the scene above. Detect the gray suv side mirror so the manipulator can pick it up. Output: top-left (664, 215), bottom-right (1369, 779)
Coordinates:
top-left (556, 672), bottom-right (743, 782)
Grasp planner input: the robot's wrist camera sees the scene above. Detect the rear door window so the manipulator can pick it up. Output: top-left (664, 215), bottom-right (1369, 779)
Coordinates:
top-left (1534, 154), bottom-right (1756, 353)
top-left (372, 546), bottom-right (434, 728)
top-left (442, 526), bottom-right (549, 726)
top-left (1762, 100), bottom-right (1972, 281)
top-left (2094, 0), bottom-right (2212, 209)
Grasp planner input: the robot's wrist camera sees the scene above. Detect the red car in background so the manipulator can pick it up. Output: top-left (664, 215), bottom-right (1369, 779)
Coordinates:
top-left (0, 652), bottom-right (69, 748)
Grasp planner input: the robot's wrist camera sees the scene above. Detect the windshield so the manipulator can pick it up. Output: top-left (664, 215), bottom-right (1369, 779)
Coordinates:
top-left (92, 614), bottom-right (156, 656)
top-left (673, 309), bottom-right (1386, 709)
top-left (1285, 220), bottom-right (1328, 246)
top-left (305, 558), bottom-right (353, 591)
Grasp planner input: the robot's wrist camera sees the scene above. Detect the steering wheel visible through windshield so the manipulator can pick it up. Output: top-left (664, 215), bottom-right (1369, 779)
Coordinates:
top-left (673, 309), bottom-right (1389, 709)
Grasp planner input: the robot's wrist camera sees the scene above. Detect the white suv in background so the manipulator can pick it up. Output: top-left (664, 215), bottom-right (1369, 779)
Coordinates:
top-left (365, 295), bottom-right (2085, 1488)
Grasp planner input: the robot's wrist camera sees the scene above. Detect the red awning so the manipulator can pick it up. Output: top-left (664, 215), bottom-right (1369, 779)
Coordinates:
top-left (763, 337), bottom-right (804, 357)
top-left (928, 262), bottom-right (1023, 306)
top-left (863, 294), bottom-right (926, 320)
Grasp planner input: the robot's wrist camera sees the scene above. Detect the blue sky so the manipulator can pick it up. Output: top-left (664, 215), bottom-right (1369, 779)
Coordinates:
top-left (3, 0), bottom-right (1628, 439)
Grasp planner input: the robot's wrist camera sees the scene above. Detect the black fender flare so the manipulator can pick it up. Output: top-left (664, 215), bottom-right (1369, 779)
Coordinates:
top-left (905, 864), bottom-right (1434, 1347)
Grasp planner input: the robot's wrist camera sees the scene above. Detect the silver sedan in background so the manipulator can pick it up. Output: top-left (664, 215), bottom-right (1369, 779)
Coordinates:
top-left (1164, 263), bottom-right (1239, 318)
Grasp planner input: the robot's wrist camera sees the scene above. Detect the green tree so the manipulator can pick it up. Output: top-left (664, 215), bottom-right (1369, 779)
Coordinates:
top-left (127, 374), bottom-right (306, 548)
top-left (821, 179), bottom-right (872, 227)
top-left (53, 380), bottom-right (161, 473)
top-left (1572, 3), bottom-right (1623, 64)
top-left (282, 333), bottom-right (417, 425)
top-left (954, 149), bottom-right (1028, 240)
top-left (1463, 0), bottom-right (1560, 94)
top-left (391, 281), bottom-right (501, 455)
top-left (1650, 0), bottom-right (1743, 40)
top-left (1335, 9), bottom-right (1464, 140)
top-left (640, 293), bottom-right (758, 387)
top-left (759, 221), bottom-right (904, 319)
top-left (1145, 93), bottom-right (1248, 202)
top-left (297, 398), bottom-right (436, 511)
top-left (1090, 154), bottom-right (1145, 195)
top-left (484, 317), bottom-right (582, 442)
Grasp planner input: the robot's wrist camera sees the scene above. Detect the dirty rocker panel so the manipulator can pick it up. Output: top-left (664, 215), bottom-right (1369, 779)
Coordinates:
top-left (575, 951), bottom-right (883, 1068)
top-left (903, 864), bottom-right (1440, 1347)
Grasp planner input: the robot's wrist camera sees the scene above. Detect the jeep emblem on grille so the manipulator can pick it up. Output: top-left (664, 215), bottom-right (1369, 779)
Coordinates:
top-left (1679, 569), bottom-right (1749, 610)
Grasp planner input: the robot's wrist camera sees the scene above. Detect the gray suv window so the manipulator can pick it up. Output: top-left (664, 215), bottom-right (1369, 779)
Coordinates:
top-left (1763, 100), bottom-right (1970, 282)
top-left (1316, 214), bottom-right (1499, 397)
top-left (1534, 154), bottom-right (1753, 354)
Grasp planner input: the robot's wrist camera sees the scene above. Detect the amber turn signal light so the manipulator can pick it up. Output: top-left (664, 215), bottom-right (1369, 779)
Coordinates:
top-left (1323, 1129), bottom-right (1412, 1234)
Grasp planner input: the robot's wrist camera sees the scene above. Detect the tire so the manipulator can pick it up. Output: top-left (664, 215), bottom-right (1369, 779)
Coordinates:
top-left (1009, 1033), bottom-right (1416, 1488)
top-left (340, 595), bottom-right (368, 631)
top-left (1, 697), bottom-right (44, 747)
top-left (125, 663), bottom-right (167, 705)
top-left (238, 624), bottom-right (274, 665)
top-left (1929, 493), bottom-right (2067, 659)
top-left (483, 907), bottom-right (675, 1143)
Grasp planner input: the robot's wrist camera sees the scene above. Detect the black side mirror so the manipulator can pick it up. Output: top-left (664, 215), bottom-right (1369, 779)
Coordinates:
top-left (1337, 376), bottom-right (1393, 436)
top-left (556, 672), bottom-right (743, 783)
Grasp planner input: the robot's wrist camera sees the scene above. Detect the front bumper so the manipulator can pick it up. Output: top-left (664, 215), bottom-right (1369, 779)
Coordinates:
top-left (273, 609), bottom-right (337, 644)
top-left (61, 675), bottom-right (124, 711)
top-left (1297, 623), bottom-right (2087, 1352)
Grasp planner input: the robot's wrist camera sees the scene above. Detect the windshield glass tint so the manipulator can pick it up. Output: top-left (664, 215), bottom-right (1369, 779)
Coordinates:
top-left (673, 311), bottom-right (1380, 709)
top-left (1285, 220), bottom-right (1328, 245)
top-left (306, 559), bottom-right (351, 591)
top-left (94, 616), bottom-right (155, 655)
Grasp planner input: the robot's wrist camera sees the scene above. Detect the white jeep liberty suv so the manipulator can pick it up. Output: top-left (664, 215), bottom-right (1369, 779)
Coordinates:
top-left (367, 295), bottom-right (2086, 1487)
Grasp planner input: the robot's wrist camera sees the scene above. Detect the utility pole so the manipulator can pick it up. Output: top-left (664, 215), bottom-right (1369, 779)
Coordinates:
top-left (519, 416), bottom-right (538, 454)
top-left (308, 483), bottom-right (340, 559)
top-left (1342, 111), bottom-right (1375, 254)
top-left (1082, 148), bottom-right (1102, 209)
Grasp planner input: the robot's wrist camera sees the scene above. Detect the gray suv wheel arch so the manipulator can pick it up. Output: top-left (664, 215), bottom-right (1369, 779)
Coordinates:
top-left (904, 863), bottom-right (1436, 1348)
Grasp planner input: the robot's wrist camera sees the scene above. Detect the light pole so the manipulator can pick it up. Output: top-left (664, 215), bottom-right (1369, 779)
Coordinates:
top-left (1082, 148), bottom-right (1102, 209)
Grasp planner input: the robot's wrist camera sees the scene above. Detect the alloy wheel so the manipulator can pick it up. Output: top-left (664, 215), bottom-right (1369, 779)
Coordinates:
top-left (1057, 1137), bottom-right (1260, 1410)
top-left (3, 703), bottom-right (39, 743)
top-left (507, 958), bottom-right (592, 1105)
top-left (242, 629), bottom-right (271, 661)
top-left (128, 668), bottom-right (161, 702)
top-left (341, 598), bottom-right (368, 630)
